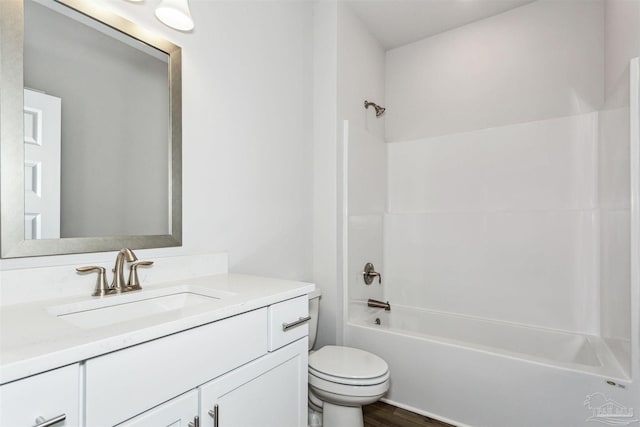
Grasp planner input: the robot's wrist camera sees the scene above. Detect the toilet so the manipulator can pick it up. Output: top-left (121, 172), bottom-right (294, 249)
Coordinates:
top-left (307, 289), bottom-right (390, 427)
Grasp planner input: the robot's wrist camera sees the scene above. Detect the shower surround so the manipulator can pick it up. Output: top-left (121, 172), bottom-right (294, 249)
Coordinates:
top-left (341, 0), bottom-right (640, 425)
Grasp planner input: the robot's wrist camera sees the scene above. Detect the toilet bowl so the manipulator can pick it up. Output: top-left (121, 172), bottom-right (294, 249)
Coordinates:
top-left (307, 290), bottom-right (390, 427)
top-left (309, 346), bottom-right (390, 426)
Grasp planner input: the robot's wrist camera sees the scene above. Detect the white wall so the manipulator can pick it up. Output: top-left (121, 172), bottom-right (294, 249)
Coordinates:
top-left (386, 113), bottom-right (599, 332)
top-left (599, 0), bottom-right (640, 374)
top-left (605, 0), bottom-right (640, 100)
top-left (347, 123), bottom-right (385, 304)
top-left (599, 104), bottom-right (631, 346)
top-left (311, 1), bottom-right (388, 348)
top-left (337, 3), bottom-right (385, 141)
top-left (337, 4), bottom-right (387, 321)
top-left (180, 1), bottom-right (313, 281)
top-left (1, 1), bottom-right (314, 286)
top-left (312, 0), bottom-right (339, 349)
top-left (379, 0), bottom-right (640, 339)
top-left (385, 0), bottom-right (605, 141)
top-left (382, 0), bottom-right (608, 334)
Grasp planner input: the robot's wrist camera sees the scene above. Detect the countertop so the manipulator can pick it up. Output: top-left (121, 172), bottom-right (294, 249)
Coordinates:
top-left (0, 274), bottom-right (314, 384)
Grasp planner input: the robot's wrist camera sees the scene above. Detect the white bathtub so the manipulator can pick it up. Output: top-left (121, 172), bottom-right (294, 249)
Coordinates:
top-left (345, 303), bottom-right (639, 427)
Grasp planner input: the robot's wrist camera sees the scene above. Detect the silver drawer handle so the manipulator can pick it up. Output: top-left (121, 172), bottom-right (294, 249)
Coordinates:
top-left (282, 316), bottom-right (311, 331)
top-left (34, 414), bottom-right (66, 427)
top-left (208, 404), bottom-right (219, 427)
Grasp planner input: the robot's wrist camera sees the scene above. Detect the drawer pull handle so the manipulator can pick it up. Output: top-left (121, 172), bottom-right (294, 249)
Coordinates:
top-left (188, 415), bottom-right (200, 427)
top-left (208, 404), bottom-right (219, 427)
top-left (282, 316), bottom-right (311, 331)
top-left (34, 414), bottom-right (66, 427)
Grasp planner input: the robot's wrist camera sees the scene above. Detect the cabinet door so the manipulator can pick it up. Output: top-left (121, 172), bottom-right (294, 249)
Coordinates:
top-left (200, 338), bottom-right (308, 427)
top-left (0, 364), bottom-right (80, 427)
top-left (117, 389), bottom-right (198, 427)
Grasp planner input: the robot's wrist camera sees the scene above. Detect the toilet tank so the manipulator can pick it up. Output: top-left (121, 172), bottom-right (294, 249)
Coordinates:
top-left (308, 288), bottom-right (322, 350)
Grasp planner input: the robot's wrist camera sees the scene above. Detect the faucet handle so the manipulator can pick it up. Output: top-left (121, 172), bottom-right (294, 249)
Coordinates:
top-left (362, 262), bottom-right (382, 285)
top-left (127, 261), bottom-right (154, 291)
top-left (76, 266), bottom-right (111, 297)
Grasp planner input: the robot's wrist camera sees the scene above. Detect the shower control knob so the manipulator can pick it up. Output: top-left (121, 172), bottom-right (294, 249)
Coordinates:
top-left (363, 262), bottom-right (382, 285)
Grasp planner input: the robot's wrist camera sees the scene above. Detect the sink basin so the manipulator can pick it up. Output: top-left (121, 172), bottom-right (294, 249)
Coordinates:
top-left (48, 286), bottom-right (232, 329)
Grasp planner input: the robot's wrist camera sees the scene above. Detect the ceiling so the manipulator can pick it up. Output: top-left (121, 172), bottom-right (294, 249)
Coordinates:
top-left (345, 0), bottom-right (537, 50)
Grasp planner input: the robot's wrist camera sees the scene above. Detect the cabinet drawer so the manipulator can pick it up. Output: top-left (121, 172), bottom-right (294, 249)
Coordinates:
top-left (268, 295), bottom-right (308, 351)
top-left (86, 308), bottom-right (267, 427)
top-left (0, 364), bottom-right (80, 427)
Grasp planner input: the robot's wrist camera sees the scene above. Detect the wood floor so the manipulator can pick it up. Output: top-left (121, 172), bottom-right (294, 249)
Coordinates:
top-left (363, 401), bottom-right (454, 427)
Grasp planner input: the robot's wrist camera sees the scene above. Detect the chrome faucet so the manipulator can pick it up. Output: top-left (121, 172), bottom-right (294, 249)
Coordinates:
top-left (367, 299), bottom-right (391, 311)
top-left (112, 248), bottom-right (138, 292)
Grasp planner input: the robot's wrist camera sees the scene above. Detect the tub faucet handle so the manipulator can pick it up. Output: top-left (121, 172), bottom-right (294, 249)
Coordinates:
top-left (363, 262), bottom-right (382, 285)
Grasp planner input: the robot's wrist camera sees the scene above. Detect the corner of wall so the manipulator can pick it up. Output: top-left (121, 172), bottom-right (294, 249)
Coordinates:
top-left (312, 0), bottom-right (340, 347)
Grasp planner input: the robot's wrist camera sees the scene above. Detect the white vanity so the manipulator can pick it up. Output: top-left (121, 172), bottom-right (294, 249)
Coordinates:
top-left (0, 273), bottom-right (314, 427)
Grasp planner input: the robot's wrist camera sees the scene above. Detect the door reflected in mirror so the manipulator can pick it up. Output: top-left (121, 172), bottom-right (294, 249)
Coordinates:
top-left (23, 0), bottom-right (170, 240)
top-left (23, 88), bottom-right (61, 239)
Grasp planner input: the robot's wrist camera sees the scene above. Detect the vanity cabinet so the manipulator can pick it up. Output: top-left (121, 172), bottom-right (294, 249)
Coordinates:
top-left (199, 338), bottom-right (308, 427)
top-left (116, 338), bottom-right (307, 427)
top-left (92, 295), bottom-right (308, 426)
top-left (1, 293), bottom-right (310, 427)
top-left (116, 389), bottom-right (198, 427)
top-left (0, 364), bottom-right (80, 427)
top-left (85, 309), bottom-right (268, 426)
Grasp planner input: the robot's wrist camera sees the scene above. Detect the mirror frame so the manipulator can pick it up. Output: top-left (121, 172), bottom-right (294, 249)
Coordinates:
top-left (0, 0), bottom-right (182, 258)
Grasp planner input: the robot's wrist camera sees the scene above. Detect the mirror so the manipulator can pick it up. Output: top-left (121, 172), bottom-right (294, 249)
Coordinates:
top-left (0, 0), bottom-right (182, 258)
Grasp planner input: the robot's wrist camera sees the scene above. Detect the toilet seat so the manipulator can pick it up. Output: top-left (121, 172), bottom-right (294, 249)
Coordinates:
top-left (308, 346), bottom-right (389, 386)
top-left (309, 366), bottom-right (389, 386)
top-left (309, 373), bottom-right (390, 400)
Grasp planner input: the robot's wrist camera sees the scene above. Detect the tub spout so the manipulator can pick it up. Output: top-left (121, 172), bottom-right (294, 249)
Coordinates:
top-left (367, 299), bottom-right (391, 311)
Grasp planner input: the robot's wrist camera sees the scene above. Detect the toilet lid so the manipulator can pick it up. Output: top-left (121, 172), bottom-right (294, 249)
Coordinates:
top-left (309, 346), bottom-right (388, 380)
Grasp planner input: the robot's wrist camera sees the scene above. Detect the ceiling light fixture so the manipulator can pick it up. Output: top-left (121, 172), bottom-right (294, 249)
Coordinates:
top-left (155, 0), bottom-right (194, 32)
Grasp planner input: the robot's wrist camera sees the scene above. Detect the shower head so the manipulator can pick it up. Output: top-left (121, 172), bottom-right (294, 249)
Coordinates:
top-left (364, 100), bottom-right (386, 117)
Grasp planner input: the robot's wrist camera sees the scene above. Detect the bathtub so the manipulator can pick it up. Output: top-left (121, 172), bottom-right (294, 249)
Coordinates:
top-left (345, 303), bottom-right (639, 427)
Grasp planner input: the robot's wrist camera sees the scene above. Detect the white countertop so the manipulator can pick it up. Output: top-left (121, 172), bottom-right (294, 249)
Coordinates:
top-left (0, 274), bottom-right (314, 384)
